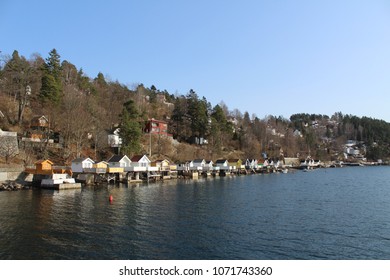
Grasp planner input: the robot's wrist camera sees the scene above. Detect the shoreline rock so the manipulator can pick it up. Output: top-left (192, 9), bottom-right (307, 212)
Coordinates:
top-left (0, 181), bottom-right (31, 191)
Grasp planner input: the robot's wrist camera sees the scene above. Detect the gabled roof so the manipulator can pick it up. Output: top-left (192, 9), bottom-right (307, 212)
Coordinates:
top-left (36, 159), bottom-right (54, 165)
top-left (107, 155), bottom-right (130, 163)
top-left (215, 159), bottom-right (228, 164)
top-left (31, 115), bottom-right (49, 123)
top-left (72, 157), bottom-right (95, 163)
top-left (228, 159), bottom-right (241, 163)
top-left (154, 159), bottom-right (170, 163)
top-left (192, 159), bottom-right (205, 163)
top-left (131, 155), bottom-right (150, 162)
top-left (31, 115), bottom-right (48, 121)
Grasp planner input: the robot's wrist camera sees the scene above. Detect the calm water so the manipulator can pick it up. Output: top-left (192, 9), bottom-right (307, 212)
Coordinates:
top-left (1, 166), bottom-right (390, 260)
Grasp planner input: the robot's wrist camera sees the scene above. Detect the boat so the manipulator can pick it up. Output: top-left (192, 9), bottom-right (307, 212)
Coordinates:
top-left (300, 157), bottom-right (321, 170)
top-left (41, 173), bottom-right (81, 190)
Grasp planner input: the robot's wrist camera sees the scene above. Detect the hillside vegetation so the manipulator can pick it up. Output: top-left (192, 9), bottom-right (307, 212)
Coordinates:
top-left (1, 49), bottom-right (389, 165)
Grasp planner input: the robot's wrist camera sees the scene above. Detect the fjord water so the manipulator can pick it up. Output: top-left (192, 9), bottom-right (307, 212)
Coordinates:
top-left (1, 166), bottom-right (390, 260)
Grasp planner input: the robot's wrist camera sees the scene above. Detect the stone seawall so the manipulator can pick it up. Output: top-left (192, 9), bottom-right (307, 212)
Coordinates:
top-left (0, 167), bottom-right (27, 182)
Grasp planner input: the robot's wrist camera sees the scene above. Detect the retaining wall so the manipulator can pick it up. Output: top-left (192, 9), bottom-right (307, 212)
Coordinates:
top-left (0, 167), bottom-right (26, 182)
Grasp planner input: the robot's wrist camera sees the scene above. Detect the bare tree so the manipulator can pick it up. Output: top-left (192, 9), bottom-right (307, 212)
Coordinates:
top-left (57, 85), bottom-right (92, 158)
top-left (0, 133), bottom-right (19, 163)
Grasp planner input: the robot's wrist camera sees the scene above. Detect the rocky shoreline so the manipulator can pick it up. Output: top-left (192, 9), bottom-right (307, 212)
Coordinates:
top-left (0, 181), bottom-right (31, 191)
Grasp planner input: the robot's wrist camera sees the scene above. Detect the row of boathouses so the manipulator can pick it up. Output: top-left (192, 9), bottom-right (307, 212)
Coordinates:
top-left (24, 155), bottom-right (300, 188)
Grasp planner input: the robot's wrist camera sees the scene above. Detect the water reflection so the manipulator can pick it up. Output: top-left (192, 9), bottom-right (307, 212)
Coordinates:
top-left (1, 167), bottom-right (390, 259)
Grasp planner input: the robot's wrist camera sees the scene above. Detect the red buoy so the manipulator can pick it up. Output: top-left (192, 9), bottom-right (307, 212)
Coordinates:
top-left (109, 195), bottom-right (113, 203)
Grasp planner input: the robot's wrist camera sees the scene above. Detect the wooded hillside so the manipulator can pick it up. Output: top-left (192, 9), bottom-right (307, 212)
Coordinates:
top-left (1, 49), bottom-right (389, 165)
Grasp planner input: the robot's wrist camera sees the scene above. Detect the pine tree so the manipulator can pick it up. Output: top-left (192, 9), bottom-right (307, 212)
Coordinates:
top-left (39, 49), bottom-right (62, 104)
top-left (119, 100), bottom-right (142, 155)
top-left (2, 50), bottom-right (33, 124)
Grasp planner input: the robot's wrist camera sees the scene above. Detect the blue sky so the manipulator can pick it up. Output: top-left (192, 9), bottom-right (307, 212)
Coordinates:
top-left (2, 0), bottom-right (390, 121)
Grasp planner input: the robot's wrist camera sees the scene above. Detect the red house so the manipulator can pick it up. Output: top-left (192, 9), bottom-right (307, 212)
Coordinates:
top-left (144, 118), bottom-right (172, 137)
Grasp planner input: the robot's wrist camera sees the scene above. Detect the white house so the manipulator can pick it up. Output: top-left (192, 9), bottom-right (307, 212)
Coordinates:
top-left (215, 159), bottom-right (229, 170)
top-left (71, 157), bottom-right (95, 173)
top-left (108, 128), bottom-right (122, 148)
top-left (293, 129), bottom-right (303, 138)
top-left (245, 159), bottom-right (258, 169)
top-left (205, 160), bottom-right (214, 171)
top-left (107, 155), bottom-right (131, 170)
top-left (190, 159), bottom-right (206, 170)
top-left (176, 161), bottom-right (191, 171)
top-left (130, 155), bottom-right (150, 167)
top-left (129, 155), bottom-right (157, 171)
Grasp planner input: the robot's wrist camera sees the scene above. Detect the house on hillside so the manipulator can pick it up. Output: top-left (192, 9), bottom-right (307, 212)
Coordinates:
top-left (108, 128), bottom-right (122, 153)
top-left (30, 115), bottom-right (49, 141)
top-left (21, 115), bottom-right (57, 144)
top-left (30, 115), bottom-right (49, 130)
top-left (144, 118), bottom-right (172, 137)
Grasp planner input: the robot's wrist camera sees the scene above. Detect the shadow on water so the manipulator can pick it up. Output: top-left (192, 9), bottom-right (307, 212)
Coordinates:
top-left (1, 166), bottom-right (390, 259)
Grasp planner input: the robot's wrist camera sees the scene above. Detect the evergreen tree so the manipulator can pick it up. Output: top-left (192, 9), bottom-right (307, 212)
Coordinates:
top-left (39, 49), bottom-right (62, 104)
top-left (95, 72), bottom-right (107, 87)
top-left (171, 96), bottom-right (190, 141)
top-left (46, 49), bottom-right (62, 81)
top-left (186, 90), bottom-right (210, 141)
top-left (119, 100), bottom-right (142, 155)
top-left (2, 50), bottom-right (33, 124)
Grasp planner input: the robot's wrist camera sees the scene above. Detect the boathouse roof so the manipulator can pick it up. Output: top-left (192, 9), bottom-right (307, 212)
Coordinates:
top-left (215, 159), bottom-right (228, 164)
top-left (72, 157), bottom-right (95, 163)
top-left (130, 155), bottom-right (150, 162)
top-left (108, 155), bottom-right (130, 163)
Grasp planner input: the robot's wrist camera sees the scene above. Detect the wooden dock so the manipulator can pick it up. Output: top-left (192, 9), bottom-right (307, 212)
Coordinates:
top-left (41, 183), bottom-right (82, 190)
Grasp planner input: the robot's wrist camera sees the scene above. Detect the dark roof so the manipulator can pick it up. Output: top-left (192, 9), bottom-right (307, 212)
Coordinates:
top-left (131, 155), bottom-right (146, 162)
top-left (72, 158), bottom-right (87, 163)
top-left (193, 159), bottom-right (205, 163)
top-left (215, 159), bottom-right (228, 164)
top-left (108, 155), bottom-right (126, 162)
